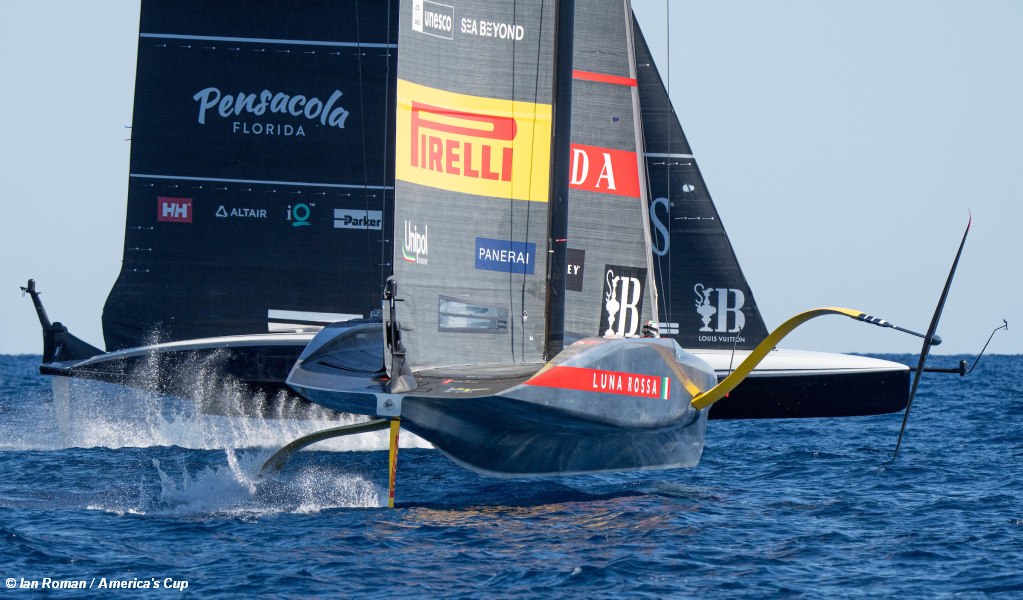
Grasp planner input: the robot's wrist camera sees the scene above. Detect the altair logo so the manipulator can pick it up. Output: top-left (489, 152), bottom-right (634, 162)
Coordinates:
top-left (402, 221), bottom-right (429, 265)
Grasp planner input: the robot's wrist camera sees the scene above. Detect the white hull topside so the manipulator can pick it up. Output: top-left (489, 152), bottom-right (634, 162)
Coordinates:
top-left (73, 332), bottom-right (908, 378)
top-left (693, 348), bottom-right (909, 377)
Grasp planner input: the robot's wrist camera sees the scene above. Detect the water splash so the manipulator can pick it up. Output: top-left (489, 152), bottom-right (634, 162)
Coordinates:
top-left (1, 348), bottom-right (429, 452)
top-left (87, 449), bottom-right (385, 516)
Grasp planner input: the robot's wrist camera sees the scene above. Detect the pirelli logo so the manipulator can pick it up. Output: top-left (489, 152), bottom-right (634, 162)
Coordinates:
top-left (397, 79), bottom-right (552, 202)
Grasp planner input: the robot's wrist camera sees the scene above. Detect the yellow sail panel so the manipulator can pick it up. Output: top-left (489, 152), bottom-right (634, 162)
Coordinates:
top-left (396, 79), bottom-right (552, 202)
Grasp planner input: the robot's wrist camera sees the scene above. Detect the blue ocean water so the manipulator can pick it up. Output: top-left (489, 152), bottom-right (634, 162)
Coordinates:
top-left (0, 354), bottom-right (1020, 597)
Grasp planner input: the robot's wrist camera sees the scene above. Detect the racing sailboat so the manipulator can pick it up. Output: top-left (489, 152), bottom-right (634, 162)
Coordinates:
top-left (285, 0), bottom-right (718, 479)
top-left (272, 0), bottom-right (964, 501)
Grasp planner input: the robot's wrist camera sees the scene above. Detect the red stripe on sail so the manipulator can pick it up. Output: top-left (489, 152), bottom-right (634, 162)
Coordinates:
top-left (572, 69), bottom-right (637, 87)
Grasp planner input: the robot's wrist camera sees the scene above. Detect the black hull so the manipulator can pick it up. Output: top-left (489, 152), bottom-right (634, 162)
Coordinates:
top-left (708, 368), bottom-right (911, 420)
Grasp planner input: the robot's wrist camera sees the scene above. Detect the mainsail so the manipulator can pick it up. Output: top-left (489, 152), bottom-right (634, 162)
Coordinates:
top-left (563, 0), bottom-right (658, 341)
top-left (102, 0), bottom-right (397, 350)
top-left (392, 0), bottom-right (557, 368)
top-left (633, 19), bottom-right (769, 350)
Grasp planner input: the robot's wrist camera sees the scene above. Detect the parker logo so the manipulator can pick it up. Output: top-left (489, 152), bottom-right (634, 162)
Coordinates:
top-left (694, 283), bottom-right (746, 334)
top-left (402, 220), bottom-right (429, 265)
top-left (411, 0), bottom-right (454, 40)
top-left (157, 197), bottom-right (192, 223)
top-left (475, 237), bottom-right (535, 274)
top-left (569, 144), bottom-right (640, 198)
top-left (600, 265), bottom-right (647, 337)
top-left (396, 79), bottom-right (552, 202)
top-left (525, 365), bottom-right (670, 400)
top-left (566, 248), bottom-right (585, 292)
top-left (334, 209), bottom-right (383, 230)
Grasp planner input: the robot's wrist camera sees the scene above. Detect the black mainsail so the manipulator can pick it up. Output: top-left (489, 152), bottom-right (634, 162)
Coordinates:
top-left (103, 0), bottom-right (397, 349)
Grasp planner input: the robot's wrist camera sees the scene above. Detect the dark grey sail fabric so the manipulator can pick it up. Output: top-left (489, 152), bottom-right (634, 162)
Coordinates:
top-left (102, 0), bottom-right (397, 350)
top-left (392, 0), bottom-right (557, 368)
top-left (563, 0), bottom-right (658, 342)
top-left (632, 18), bottom-right (769, 349)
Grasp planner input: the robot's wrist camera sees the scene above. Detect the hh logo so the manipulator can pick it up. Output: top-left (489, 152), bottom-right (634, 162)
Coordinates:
top-left (600, 265), bottom-right (647, 337)
top-left (694, 283), bottom-right (746, 333)
top-left (396, 79), bottom-right (552, 202)
top-left (569, 144), bottom-right (640, 198)
top-left (157, 197), bottom-right (192, 223)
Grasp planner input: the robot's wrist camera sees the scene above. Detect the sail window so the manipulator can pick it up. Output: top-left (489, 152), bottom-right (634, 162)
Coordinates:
top-left (438, 296), bottom-right (508, 333)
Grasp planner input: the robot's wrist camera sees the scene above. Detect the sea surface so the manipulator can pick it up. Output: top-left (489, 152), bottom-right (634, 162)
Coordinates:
top-left (0, 353), bottom-right (1020, 597)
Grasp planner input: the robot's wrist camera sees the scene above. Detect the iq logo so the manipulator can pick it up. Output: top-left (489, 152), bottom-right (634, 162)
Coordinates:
top-left (287, 203), bottom-right (314, 227)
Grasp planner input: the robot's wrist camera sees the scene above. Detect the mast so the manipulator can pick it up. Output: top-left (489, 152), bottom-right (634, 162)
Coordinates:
top-left (545, 0), bottom-right (575, 359)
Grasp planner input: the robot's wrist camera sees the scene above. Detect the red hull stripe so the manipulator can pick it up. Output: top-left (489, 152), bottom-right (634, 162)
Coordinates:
top-left (525, 365), bottom-right (664, 399)
top-left (572, 69), bottom-right (637, 87)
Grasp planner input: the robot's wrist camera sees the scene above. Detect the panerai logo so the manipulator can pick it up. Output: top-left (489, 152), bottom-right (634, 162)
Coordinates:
top-left (192, 88), bottom-right (350, 136)
top-left (402, 221), bottom-right (429, 265)
top-left (694, 283), bottom-right (746, 334)
top-left (600, 265), bottom-right (647, 337)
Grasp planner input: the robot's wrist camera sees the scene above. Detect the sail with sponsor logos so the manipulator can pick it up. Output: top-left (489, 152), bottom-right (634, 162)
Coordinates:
top-left (26, 0), bottom-right (400, 407)
top-left (389, 0), bottom-right (555, 369)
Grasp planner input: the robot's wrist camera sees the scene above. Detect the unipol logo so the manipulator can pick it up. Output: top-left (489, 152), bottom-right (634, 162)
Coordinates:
top-left (569, 144), bottom-right (640, 198)
top-left (694, 283), bottom-right (746, 333)
top-left (402, 221), bottom-right (429, 265)
top-left (192, 88), bottom-right (350, 136)
top-left (600, 265), bottom-right (647, 337)
top-left (157, 197), bottom-right (192, 223)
